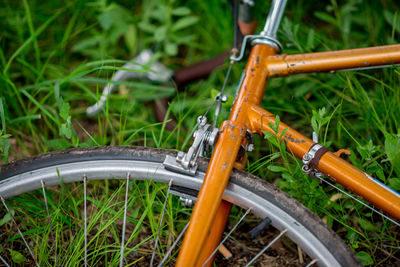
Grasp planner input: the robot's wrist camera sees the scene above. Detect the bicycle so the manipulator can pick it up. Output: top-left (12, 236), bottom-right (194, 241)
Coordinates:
top-left (1, 0), bottom-right (400, 266)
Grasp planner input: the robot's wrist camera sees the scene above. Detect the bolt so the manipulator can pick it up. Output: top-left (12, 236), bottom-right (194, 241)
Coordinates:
top-left (302, 165), bottom-right (311, 173)
top-left (180, 197), bottom-right (194, 207)
top-left (177, 151), bottom-right (185, 160)
top-left (247, 144), bottom-right (254, 152)
top-left (197, 116), bottom-right (207, 126)
top-left (220, 94), bottom-right (228, 103)
top-left (303, 153), bottom-right (311, 162)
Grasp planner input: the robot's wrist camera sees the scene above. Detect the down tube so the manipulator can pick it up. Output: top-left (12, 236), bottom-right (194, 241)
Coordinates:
top-left (247, 105), bottom-right (400, 221)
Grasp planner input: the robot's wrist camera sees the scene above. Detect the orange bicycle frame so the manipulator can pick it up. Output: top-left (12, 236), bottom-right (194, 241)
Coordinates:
top-left (175, 0), bottom-right (400, 264)
top-left (176, 42), bottom-right (400, 266)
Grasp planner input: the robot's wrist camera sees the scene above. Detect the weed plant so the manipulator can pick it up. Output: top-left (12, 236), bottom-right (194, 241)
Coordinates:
top-left (0, 0), bottom-right (399, 266)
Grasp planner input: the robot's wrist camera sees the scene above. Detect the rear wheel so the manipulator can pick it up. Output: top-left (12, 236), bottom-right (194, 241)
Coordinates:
top-left (0, 146), bottom-right (360, 266)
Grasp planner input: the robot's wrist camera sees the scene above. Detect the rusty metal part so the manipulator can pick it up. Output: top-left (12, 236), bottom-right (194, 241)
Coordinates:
top-left (265, 44), bottom-right (400, 77)
top-left (334, 149), bottom-right (351, 157)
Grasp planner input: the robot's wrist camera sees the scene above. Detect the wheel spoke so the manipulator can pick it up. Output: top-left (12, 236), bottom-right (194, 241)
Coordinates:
top-left (119, 173), bottom-right (130, 267)
top-left (40, 180), bottom-right (58, 266)
top-left (0, 254), bottom-right (10, 267)
top-left (83, 176), bottom-right (88, 267)
top-left (150, 179), bottom-right (173, 267)
top-left (0, 195), bottom-right (40, 267)
top-left (201, 208), bottom-right (251, 267)
top-left (157, 222), bottom-right (189, 267)
top-left (245, 229), bottom-right (288, 267)
top-left (305, 259), bottom-right (318, 267)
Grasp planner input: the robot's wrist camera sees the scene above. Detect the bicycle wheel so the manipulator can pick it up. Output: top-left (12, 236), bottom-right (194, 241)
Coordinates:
top-left (0, 146), bottom-right (360, 266)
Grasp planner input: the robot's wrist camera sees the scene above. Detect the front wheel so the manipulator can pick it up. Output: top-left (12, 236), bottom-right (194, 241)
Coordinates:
top-left (0, 146), bottom-right (360, 266)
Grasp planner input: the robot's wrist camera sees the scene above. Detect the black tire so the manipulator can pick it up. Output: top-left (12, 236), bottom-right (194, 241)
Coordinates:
top-left (0, 146), bottom-right (360, 266)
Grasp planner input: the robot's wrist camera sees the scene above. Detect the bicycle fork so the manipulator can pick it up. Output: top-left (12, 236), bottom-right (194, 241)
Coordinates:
top-left (176, 44), bottom-right (278, 266)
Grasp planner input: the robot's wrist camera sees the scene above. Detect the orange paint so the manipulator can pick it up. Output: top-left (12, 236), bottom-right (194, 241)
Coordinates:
top-left (176, 43), bottom-right (400, 265)
top-left (196, 201), bottom-right (232, 267)
top-left (264, 44), bottom-right (400, 77)
top-left (247, 105), bottom-right (400, 220)
top-left (176, 121), bottom-right (246, 266)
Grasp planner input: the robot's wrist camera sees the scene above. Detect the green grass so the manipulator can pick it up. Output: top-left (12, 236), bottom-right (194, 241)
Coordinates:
top-left (1, 0), bottom-right (400, 266)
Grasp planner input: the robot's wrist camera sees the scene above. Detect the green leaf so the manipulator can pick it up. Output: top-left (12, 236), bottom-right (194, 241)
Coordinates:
top-left (171, 16), bottom-right (198, 31)
top-left (267, 165), bottom-right (287, 173)
top-left (124, 24), bottom-right (137, 52)
top-left (59, 102), bottom-right (70, 121)
top-left (383, 10), bottom-right (400, 34)
top-left (154, 26), bottom-right (168, 42)
top-left (46, 139), bottom-right (71, 150)
top-left (388, 178), bottom-right (400, 191)
top-left (8, 249), bottom-right (27, 264)
top-left (358, 218), bottom-right (378, 232)
top-left (172, 7), bottom-right (191, 16)
top-left (356, 251), bottom-right (374, 266)
top-left (59, 119), bottom-right (73, 139)
top-left (311, 117), bottom-right (318, 133)
top-left (264, 131), bottom-right (279, 147)
top-left (71, 36), bottom-right (102, 52)
top-left (0, 136), bottom-right (10, 163)
top-left (138, 21), bottom-right (157, 33)
top-left (0, 97), bottom-right (6, 133)
top-left (0, 209), bottom-right (14, 227)
top-left (98, 4), bottom-right (132, 31)
top-left (165, 42), bottom-right (178, 56)
top-left (314, 11), bottom-right (337, 25)
top-left (384, 133), bottom-right (400, 177)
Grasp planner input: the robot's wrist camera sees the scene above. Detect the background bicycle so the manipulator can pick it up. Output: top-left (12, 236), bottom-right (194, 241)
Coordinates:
top-left (0, 0), bottom-right (399, 266)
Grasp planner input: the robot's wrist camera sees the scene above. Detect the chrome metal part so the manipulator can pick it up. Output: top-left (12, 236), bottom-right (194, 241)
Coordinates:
top-left (312, 131), bottom-right (319, 143)
top-left (119, 173), bottom-right (130, 267)
top-left (170, 189), bottom-right (197, 207)
top-left (201, 208), bottom-right (252, 267)
top-left (158, 222), bottom-right (190, 267)
top-left (245, 229), bottom-right (288, 267)
top-left (260, 0), bottom-right (287, 39)
top-left (0, 159), bottom-right (343, 266)
top-left (86, 49), bottom-right (173, 117)
top-left (0, 255), bottom-right (10, 267)
top-left (302, 143), bottom-right (324, 178)
top-left (163, 116), bottom-right (220, 176)
top-left (150, 179), bottom-right (173, 267)
top-left (242, 0), bottom-right (255, 6)
top-left (230, 35), bottom-right (282, 62)
top-left (179, 196), bottom-right (195, 207)
top-left (163, 155), bottom-right (198, 176)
